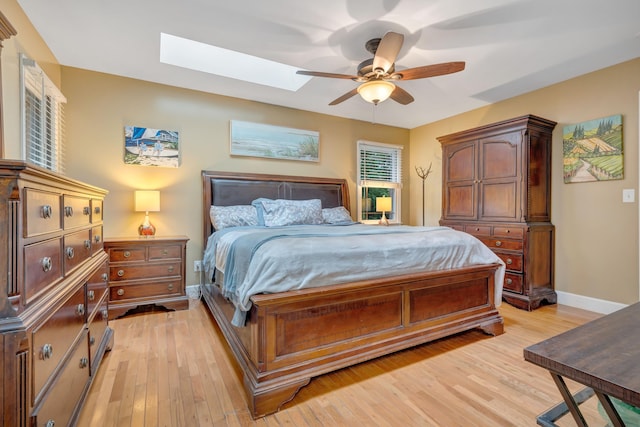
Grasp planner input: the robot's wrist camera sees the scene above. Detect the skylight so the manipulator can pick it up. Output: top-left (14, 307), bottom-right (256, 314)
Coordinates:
top-left (159, 33), bottom-right (311, 91)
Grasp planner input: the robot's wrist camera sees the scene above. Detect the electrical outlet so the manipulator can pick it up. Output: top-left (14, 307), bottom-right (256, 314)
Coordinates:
top-left (622, 189), bottom-right (635, 203)
top-left (194, 260), bottom-right (202, 272)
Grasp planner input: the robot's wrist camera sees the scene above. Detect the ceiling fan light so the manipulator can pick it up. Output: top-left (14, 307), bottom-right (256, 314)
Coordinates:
top-left (357, 80), bottom-right (396, 105)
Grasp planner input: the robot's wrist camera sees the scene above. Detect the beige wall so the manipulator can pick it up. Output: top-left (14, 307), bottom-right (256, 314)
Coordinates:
top-left (410, 58), bottom-right (640, 305)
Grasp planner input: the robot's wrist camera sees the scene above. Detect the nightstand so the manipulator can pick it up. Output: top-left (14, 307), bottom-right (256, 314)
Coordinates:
top-left (104, 236), bottom-right (189, 319)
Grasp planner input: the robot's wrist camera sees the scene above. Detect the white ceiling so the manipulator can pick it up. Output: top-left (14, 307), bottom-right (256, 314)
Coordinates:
top-left (17, 0), bottom-right (640, 129)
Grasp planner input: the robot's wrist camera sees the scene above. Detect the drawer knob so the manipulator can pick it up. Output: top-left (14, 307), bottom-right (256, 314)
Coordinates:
top-left (66, 247), bottom-right (75, 259)
top-left (45, 420), bottom-right (55, 427)
top-left (83, 206), bottom-right (91, 215)
top-left (117, 269), bottom-right (125, 277)
top-left (123, 250), bottom-right (131, 258)
top-left (94, 234), bottom-right (102, 243)
top-left (475, 227), bottom-right (479, 231)
top-left (76, 304), bottom-right (85, 317)
top-left (41, 204), bottom-right (53, 219)
top-left (162, 249), bottom-right (169, 256)
top-left (88, 290), bottom-right (95, 301)
top-left (41, 343), bottom-right (53, 360)
top-left (506, 278), bottom-right (513, 285)
top-left (42, 257), bottom-right (53, 272)
top-left (168, 266), bottom-right (175, 273)
top-left (168, 284), bottom-right (174, 291)
top-left (506, 229), bottom-right (511, 233)
top-left (94, 206), bottom-right (101, 214)
top-left (102, 273), bottom-right (108, 282)
top-left (64, 206), bottom-right (74, 217)
top-left (90, 336), bottom-right (96, 346)
top-left (79, 357), bottom-right (89, 369)
top-left (85, 239), bottom-right (92, 250)
top-left (506, 258), bottom-right (513, 265)
top-left (102, 309), bottom-right (109, 319)
top-left (495, 241), bottom-right (502, 247)
top-left (117, 288), bottom-right (125, 296)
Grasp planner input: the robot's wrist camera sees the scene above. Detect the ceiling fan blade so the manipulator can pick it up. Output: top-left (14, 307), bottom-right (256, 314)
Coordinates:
top-left (329, 88), bottom-right (359, 105)
top-left (390, 85), bottom-right (414, 105)
top-left (297, 70), bottom-right (359, 80)
top-left (372, 31), bottom-right (404, 74)
top-left (392, 61), bottom-right (466, 81)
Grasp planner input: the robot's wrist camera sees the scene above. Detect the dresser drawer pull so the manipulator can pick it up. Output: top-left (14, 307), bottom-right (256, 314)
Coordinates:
top-left (42, 257), bottom-right (53, 272)
top-left (505, 229), bottom-right (511, 233)
top-left (162, 249), bottom-right (169, 256)
top-left (94, 234), bottom-right (102, 243)
top-left (102, 273), bottom-right (108, 282)
top-left (117, 269), bottom-right (125, 277)
top-left (506, 278), bottom-right (513, 285)
top-left (168, 284), bottom-right (174, 291)
top-left (90, 336), bottom-right (96, 346)
top-left (506, 258), bottom-right (513, 265)
top-left (76, 304), bottom-right (85, 317)
top-left (495, 241), bottom-right (502, 247)
top-left (83, 206), bottom-right (91, 215)
top-left (123, 250), bottom-right (131, 258)
top-left (117, 288), bottom-right (125, 296)
top-left (168, 266), bottom-right (175, 273)
top-left (88, 290), bottom-right (95, 301)
top-left (94, 206), bottom-right (101, 214)
top-left (85, 239), bottom-right (92, 250)
top-left (41, 204), bottom-right (53, 219)
top-left (41, 344), bottom-right (53, 360)
top-left (64, 206), bottom-right (74, 217)
top-left (45, 420), bottom-right (55, 427)
top-left (79, 357), bottom-right (89, 369)
top-left (102, 309), bottom-right (109, 319)
top-left (66, 247), bottom-right (75, 259)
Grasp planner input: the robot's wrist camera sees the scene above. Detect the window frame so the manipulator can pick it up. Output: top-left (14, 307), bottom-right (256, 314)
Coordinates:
top-left (356, 140), bottom-right (403, 224)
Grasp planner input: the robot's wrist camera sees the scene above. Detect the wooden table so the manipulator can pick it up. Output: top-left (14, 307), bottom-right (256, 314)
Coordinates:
top-left (524, 302), bottom-right (640, 427)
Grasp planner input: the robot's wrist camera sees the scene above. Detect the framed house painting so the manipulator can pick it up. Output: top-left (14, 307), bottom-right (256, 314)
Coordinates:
top-left (124, 126), bottom-right (180, 168)
top-left (230, 120), bottom-right (319, 162)
top-left (562, 114), bottom-right (623, 183)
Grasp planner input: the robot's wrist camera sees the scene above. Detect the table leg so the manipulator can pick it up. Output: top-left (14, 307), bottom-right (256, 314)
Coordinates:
top-left (595, 391), bottom-right (625, 427)
top-left (550, 373), bottom-right (589, 427)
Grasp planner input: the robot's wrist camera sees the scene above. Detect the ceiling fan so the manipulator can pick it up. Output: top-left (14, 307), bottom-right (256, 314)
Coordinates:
top-left (297, 31), bottom-right (465, 106)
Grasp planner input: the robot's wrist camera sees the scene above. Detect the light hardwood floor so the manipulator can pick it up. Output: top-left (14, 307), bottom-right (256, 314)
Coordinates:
top-left (78, 298), bottom-right (610, 426)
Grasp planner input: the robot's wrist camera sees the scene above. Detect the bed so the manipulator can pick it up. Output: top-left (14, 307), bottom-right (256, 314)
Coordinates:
top-left (200, 170), bottom-right (505, 418)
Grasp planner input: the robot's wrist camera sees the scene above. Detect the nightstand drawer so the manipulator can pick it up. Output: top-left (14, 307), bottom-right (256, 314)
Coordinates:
top-left (109, 247), bottom-right (146, 262)
top-left (110, 280), bottom-right (182, 301)
top-left (149, 245), bottom-right (182, 260)
top-left (109, 262), bottom-right (181, 281)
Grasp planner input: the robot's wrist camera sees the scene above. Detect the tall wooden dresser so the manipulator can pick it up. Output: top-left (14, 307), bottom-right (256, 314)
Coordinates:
top-left (0, 161), bottom-right (112, 426)
top-left (438, 115), bottom-right (557, 310)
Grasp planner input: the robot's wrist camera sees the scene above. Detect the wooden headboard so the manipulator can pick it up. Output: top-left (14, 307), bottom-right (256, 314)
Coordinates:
top-left (201, 171), bottom-right (350, 242)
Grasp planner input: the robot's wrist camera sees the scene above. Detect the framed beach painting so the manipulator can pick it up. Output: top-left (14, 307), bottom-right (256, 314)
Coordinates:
top-left (230, 120), bottom-right (319, 162)
top-left (562, 114), bottom-right (623, 183)
top-left (124, 125), bottom-right (180, 168)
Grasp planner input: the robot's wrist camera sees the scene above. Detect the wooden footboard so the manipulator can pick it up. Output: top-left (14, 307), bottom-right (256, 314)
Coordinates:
top-left (201, 263), bottom-right (503, 418)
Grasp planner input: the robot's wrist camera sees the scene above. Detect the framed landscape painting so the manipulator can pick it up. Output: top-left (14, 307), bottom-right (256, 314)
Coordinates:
top-left (230, 120), bottom-right (319, 162)
top-left (562, 114), bottom-right (623, 183)
top-left (124, 125), bottom-right (180, 168)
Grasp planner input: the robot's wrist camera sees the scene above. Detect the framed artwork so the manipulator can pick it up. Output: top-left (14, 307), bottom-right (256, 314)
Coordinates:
top-left (230, 120), bottom-right (319, 162)
top-left (124, 126), bottom-right (180, 168)
top-left (562, 114), bottom-right (623, 183)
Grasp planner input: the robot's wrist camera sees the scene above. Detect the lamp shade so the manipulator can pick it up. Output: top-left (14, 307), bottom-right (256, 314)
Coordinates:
top-left (357, 80), bottom-right (396, 105)
top-left (376, 196), bottom-right (392, 213)
top-left (134, 190), bottom-right (160, 212)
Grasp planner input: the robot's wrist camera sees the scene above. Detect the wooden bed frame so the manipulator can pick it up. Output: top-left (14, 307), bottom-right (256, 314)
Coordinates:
top-left (200, 170), bottom-right (504, 418)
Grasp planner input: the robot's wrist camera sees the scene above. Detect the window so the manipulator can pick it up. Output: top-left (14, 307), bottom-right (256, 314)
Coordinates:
top-left (357, 140), bottom-right (403, 224)
top-left (21, 54), bottom-right (66, 172)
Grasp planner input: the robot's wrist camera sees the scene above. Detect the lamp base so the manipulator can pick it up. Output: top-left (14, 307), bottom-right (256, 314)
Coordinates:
top-left (379, 212), bottom-right (389, 226)
top-left (138, 213), bottom-right (156, 236)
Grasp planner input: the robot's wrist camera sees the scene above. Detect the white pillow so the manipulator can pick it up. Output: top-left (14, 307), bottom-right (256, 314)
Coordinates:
top-left (209, 205), bottom-right (259, 230)
top-left (254, 199), bottom-right (324, 227)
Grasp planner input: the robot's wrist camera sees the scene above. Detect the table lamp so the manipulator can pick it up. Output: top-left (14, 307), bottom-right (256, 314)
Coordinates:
top-left (135, 190), bottom-right (160, 236)
top-left (376, 196), bottom-right (392, 226)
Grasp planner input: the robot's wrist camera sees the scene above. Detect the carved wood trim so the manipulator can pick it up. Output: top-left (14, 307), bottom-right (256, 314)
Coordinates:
top-left (0, 11), bottom-right (17, 159)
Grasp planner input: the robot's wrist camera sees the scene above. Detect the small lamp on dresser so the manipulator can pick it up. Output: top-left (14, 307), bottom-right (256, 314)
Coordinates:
top-left (134, 190), bottom-right (160, 236)
top-left (376, 196), bottom-right (392, 226)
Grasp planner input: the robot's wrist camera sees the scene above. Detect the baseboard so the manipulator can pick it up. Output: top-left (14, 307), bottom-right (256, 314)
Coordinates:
top-left (556, 291), bottom-right (628, 314)
top-left (186, 284), bottom-right (201, 300)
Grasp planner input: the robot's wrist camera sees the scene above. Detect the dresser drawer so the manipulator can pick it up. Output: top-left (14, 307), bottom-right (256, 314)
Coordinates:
top-left (31, 330), bottom-right (90, 427)
top-left (149, 244), bottom-right (182, 260)
top-left (88, 296), bottom-right (109, 374)
top-left (63, 229), bottom-right (93, 274)
top-left (62, 194), bottom-right (92, 229)
top-left (109, 262), bottom-right (182, 281)
top-left (91, 198), bottom-right (103, 223)
top-left (24, 188), bottom-right (62, 237)
top-left (110, 279), bottom-right (182, 301)
top-left (464, 224), bottom-right (491, 236)
top-left (481, 237), bottom-right (523, 251)
top-left (493, 226), bottom-right (524, 239)
top-left (32, 285), bottom-right (86, 401)
top-left (87, 261), bottom-right (108, 318)
top-left (109, 246), bottom-right (146, 262)
top-left (495, 252), bottom-right (523, 273)
top-left (24, 237), bottom-right (63, 303)
top-left (92, 225), bottom-right (104, 254)
top-left (503, 273), bottom-right (523, 293)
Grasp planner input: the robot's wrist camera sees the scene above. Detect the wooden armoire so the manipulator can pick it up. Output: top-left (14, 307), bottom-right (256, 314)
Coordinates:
top-left (438, 115), bottom-right (557, 310)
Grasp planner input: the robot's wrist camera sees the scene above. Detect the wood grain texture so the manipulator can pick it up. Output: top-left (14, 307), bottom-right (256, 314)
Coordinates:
top-left (78, 300), bottom-right (610, 427)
